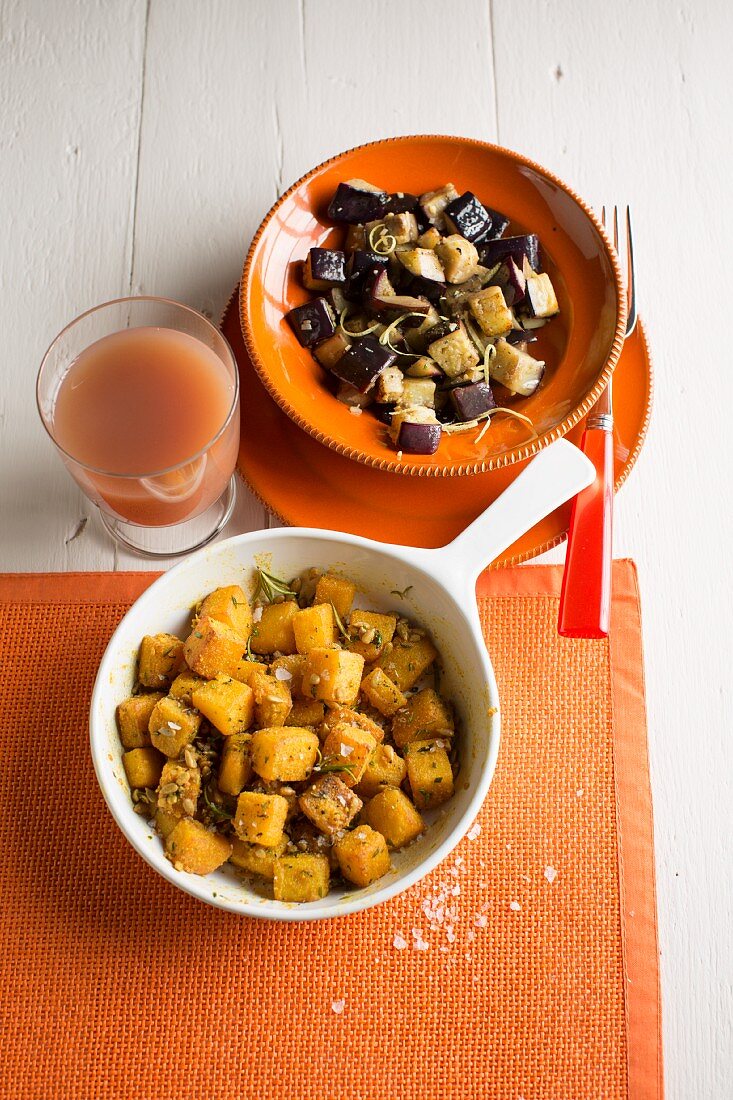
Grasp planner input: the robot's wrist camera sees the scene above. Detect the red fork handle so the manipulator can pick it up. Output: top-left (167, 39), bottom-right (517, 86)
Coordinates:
top-left (558, 428), bottom-right (614, 638)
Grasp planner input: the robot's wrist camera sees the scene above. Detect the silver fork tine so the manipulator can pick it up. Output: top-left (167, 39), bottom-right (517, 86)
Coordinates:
top-left (624, 207), bottom-right (637, 336)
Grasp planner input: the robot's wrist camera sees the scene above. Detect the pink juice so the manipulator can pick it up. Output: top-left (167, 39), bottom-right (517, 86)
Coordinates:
top-left (52, 326), bottom-right (238, 526)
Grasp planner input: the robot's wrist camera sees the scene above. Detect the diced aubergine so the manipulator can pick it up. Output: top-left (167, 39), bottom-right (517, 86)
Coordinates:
top-left (450, 381), bottom-right (496, 422)
top-left (524, 272), bottom-right (560, 318)
top-left (484, 206), bottom-right (511, 239)
top-left (365, 268), bottom-right (397, 311)
top-left (479, 233), bottom-right (541, 273)
top-left (419, 183), bottom-right (460, 229)
top-left (396, 247), bottom-right (445, 282)
top-left (374, 366), bottom-right (405, 404)
top-left (327, 179), bottom-right (388, 224)
top-left (443, 191), bottom-right (494, 243)
top-left (402, 274), bottom-right (447, 304)
top-left (383, 191), bottom-right (420, 215)
top-left (491, 257), bottom-right (526, 306)
top-left (330, 335), bottom-right (397, 393)
top-left (287, 298), bottom-right (336, 348)
top-left (344, 250), bottom-right (389, 301)
top-left (303, 248), bottom-right (346, 291)
top-left (314, 331), bottom-right (351, 370)
top-left (506, 328), bottom-right (537, 346)
top-left (372, 292), bottom-right (432, 315)
top-left (393, 409), bottom-right (442, 455)
top-left (328, 286), bottom-right (349, 315)
top-left (336, 381), bottom-right (373, 409)
top-left (490, 338), bottom-right (546, 397)
top-left (404, 356), bottom-right (443, 379)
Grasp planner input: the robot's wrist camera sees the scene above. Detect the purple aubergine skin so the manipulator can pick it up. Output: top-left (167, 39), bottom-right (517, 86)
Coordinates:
top-left (479, 233), bottom-right (541, 272)
top-left (483, 206), bottom-right (511, 240)
top-left (506, 328), bottom-right (538, 345)
top-left (327, 182), bottom-right (388, 224)
top-left (423, 319), bottom-right (458, 344)
top-left (524, 275), bottom-right (555, 318)
top-left (383, 191), bottom-right (420, 215)
top-left (403, 274), bottom-right (447, 303)
top-left (491, 257), bottom-right (526, 305)
top-left (344, 250), bottom-right (389, 302)
top-left (373, 293), bottom-right (432, 315)
top-left (449, 381), bottom-right (496, 422)
top-left (444, 191), bottom-right (494, 243)
top-left (397, 419), bottom-right (442, 454)
top-left (307, 248), bottom-right (346, 285)
top-left (287, 298), bottom-right (336, 348)
top-left (330, 335), bottom-right (397, 392)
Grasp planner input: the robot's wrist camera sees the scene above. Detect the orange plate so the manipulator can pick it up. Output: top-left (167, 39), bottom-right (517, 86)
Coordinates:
top-left (225, 292), bottom-right (652, 566)
top-left (240, 135), bottom-right (627, 477)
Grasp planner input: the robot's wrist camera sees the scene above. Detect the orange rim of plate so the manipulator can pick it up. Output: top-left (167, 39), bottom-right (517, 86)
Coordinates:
top-left (240, 134), bottom-right (628, 478)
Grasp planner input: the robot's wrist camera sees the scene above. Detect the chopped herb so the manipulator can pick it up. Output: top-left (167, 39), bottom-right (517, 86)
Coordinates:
top-left (193, 631), bottom-right (203, 640)
top-left (330, 602), bottom-right (351, 642)
top-left (203, 786), bottom-right (232, 820)
top-left (390, 585), bottom-right (413, 599)
top-left (255, 567), bottom-right (296, 603)
top-left (231, 595), bottom-right (239, 607)
top-left (245, 627), bottom-right (260, 660)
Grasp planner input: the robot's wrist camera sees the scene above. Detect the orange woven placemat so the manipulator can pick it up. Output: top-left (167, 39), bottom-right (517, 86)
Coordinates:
top-left (0, 563), bottom-right (662, 1100)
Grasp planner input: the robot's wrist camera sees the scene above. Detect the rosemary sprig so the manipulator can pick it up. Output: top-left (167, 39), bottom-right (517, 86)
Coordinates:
top-left (203, 786), bottom-right (233, 820)
top-left (255, 567), bottom-right (296, 603)
top-left (330, 602), bottom-right (351, 642)
top-left (313, 748), bottom-right (358, 782)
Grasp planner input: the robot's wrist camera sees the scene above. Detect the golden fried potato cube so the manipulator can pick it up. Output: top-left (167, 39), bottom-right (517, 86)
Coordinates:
top-left (321, 705), bottom-right (385, 744)
top-left (197, 584), bottom-right (253, 642)
top-left (322, 725), bottom-right (377, 788)
top-left (377, 634), bottom-right (438, 693)
top-left (169, 671), bottom-right (204, 704)
top-left (360, 668), bottom-right (407, 717)
top-left (314, 574), bottom-right (357, 622)
top-left (404, 741), bottom-right (455, 810)
top-left (391, 687), bottom-right (454, 748)
top-left (184, 616), bottom-right (247, 679)
top-left (233, 791), bottom-right (288, 847)
top-left (303, 648), bottom-right (364, 705)
top-left (228, 659), bottom-right (265, 687)
top-left (252, 673), bottom-right (293, 727)
top-left (269, 654), bottom-right (307, 697)
top-left (355, 743), bottom-right (407, 799)
top-left (286, 699), bottom-right (326, 727)
top-left (434, 233), bottom-right (479, 283)
top-left (293, 603), bottom-right (336, 653)
top-left (230, 836), bottom-right (287, 879)
top-left (116, 692), bottom-right (164, 749)
top-left (299, 775), bottom-right (363, 837)
top-left (334, 825), bottom-right (391, 887)
top-left (364, 788), bottom-right (425, 849)
top-left (148, 695), bottom-right (201, 758)
top-left (191, 674), bottom-right (254, 736)
top-left (138, 633), bottom-right (185, 688)
top-left (250, 727), bottom-right (320, 783)
top-left (468, 284), bottom-right (514, 337)
top-left (384, 210), bottom-right (419, 245)
top-left (273, 854), bottom-right (330, 903)
top-left (122, 747), bottom-right (165, 790)
top-left (218, 732), bottom-right (253, 796)
top-left (348, 609), bottom-right (396, 662)
top-left (157, 760), bottom-right (201, 819)
top-left (165, 818), bottom-right (232, 875)
top-left (250, 601), bottom-right (299, 655)
top-left (427, 324), bottom-right (480, 378)
top-left (155, 807), bottom-right (179, 839)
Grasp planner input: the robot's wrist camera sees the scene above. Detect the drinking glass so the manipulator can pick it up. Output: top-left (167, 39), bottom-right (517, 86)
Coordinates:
top-left (37, 297), bottom-right (240, 558)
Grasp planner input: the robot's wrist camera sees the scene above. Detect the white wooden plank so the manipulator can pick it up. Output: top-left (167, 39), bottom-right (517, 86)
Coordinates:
top-left (491, 2), bottom-right (733, 1095)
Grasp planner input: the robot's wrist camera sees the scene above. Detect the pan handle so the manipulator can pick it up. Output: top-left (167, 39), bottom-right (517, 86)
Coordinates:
top-left (420, 439), bottom-right (595, 601)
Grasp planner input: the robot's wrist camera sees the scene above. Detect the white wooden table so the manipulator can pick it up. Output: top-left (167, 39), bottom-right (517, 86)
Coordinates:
top-left (2, 2), bottom-right (731, 1094)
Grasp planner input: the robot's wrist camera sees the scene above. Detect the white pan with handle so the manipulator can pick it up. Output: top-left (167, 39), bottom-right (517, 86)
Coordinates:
top-left (90, 438), bottom-right (594, 919)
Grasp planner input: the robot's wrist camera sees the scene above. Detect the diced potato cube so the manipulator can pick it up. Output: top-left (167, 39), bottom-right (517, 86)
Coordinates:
top-left (252, 673), bottom-right (292, 727)
top-left (197, 585), bottom-right (253, 642)
top-left (322, 725), bottom-right (377, 788)
top-left (250, 727), bottom-right (320, 783)
top-left (273, 854), bottom-right (330, 902)
top-left (116, 692), bottom-right (164, 749)
top-left (428, 325), bottom-right (480, 379)
top-left (233, 791), bottom-right (289, 847)
top-left (377, 634), bottom-right (438, 692)
top-left (468, 284), bottom-right (514, 337)
top-left (269, 654), bottom-right (307, 697)
top-left (157, 760), bottom-right (201, 819)
top-left (419, 183), bottom-right (459, 228)
top-left (334, 825), bottom-right (391, 887)
top-left (321, 705), bottom-right (385, 744)
top-left (355, 743), bottom-right (407, 799)
top-left (184, 617), bottom-right (247, 679)
top-left (396, 247), bottom-right (445, 281)
top-left (417, 226), bottom-right (442, 250)
top-left (384, 211), bottom-right (418, 245)
top-left (148, 695), bottom-right (201, 758)
top-left (391, 687), bottom-right (454, 748)
top-left (286, 699), bottom-right (326, 727)
top-left (191, 675), bottom-right (254, 736)
top-left (155, 807), bottom-right (179, 840)
top-left (293, 603), bottom-right (336, 653)
top-left (434, 234), bottom-right (479, 283)
top-left (218, 732), bottom-right (253, 796)
top-left (250, 601), bottom-right (299, 655)
top-left (138, 633), bottom-right (185, 688)
top-left (230, 836), bottom-right (287, 879)
top-left (404, 740), bottom-right (455, 810)
top-left (314, 574), bottom-right (357, 621)
top-left (348, 609), bottom-right (396, 662)
top-left (169, 671), bottom-right (204, 704)
top-left (165, 818), bottom-right (232, 875)
top-left (314, 331), bottom-right (351, 370)
top-left (122, 747), bottom-right (165, 790)
top-left (364, 788), bottom-right (425, 849)
top-left (360, 668), bottom-right (407, 717)
top-left (299, 775), bottom-right (362, 836)
top-left (303, 648), bottom-right (364, 705)
top-left (230, 659), bottom-right (268, 687)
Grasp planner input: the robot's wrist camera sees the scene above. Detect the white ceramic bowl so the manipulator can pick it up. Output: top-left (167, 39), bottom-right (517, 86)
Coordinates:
top-left (90, 440), bottom-right (594, 920)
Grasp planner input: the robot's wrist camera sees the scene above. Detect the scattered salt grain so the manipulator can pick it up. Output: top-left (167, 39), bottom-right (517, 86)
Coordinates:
top-left (509, 901), bottom-right (521, 912)
top-left (393, 934), bottom-right (408, 950)
top-left (340, 743), bottom-right (354, 757)
top-left (253, 605), bottom-right (264, 623)
top-left (349, 406), bottom-right (362, 416)
top-left (544, 866), bottom-right (558, 884)
top-left (331, 999), bottom-right (345, 1015)
top-left (274, 666), bottom-right (292, 681)
top-left (467, 821), bottom-right (481, 841)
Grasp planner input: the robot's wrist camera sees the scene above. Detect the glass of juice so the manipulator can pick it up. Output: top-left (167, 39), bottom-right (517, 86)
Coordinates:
top-left (37, 296), bottom-right (240, 557)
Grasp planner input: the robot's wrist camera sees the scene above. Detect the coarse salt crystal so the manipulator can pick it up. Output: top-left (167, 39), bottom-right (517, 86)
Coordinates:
top-left (467, 822), bottom-right (481, 841)
top-left (168, 722), bottom-right (181, 731)
top-left (274, 666), bottom-right (292, 681)
top-left (340, 743), bottom-right (354, 757)
top-left (253, 605), bottom-right (263, 622)
top-left (331, 999), bottom-right (345, 1014)
top-left (454, 856), bottom-right (464, 867)
top-left (349, 406), bottom-right (362, 416)
top-left (393, 934), bottom-right (408, 950)
top-left (509, 901), bottom-right (521, 912)
top-left (544, 866), bottom-right (558, 884)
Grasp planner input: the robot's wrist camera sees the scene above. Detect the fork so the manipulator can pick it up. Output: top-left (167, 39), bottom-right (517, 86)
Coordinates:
top-left (558, 206), bottom-right (637, 638)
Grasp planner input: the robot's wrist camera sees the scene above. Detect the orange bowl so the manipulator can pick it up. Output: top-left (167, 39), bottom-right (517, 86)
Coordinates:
top-left (240, 135), bottom-right (627, 477)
